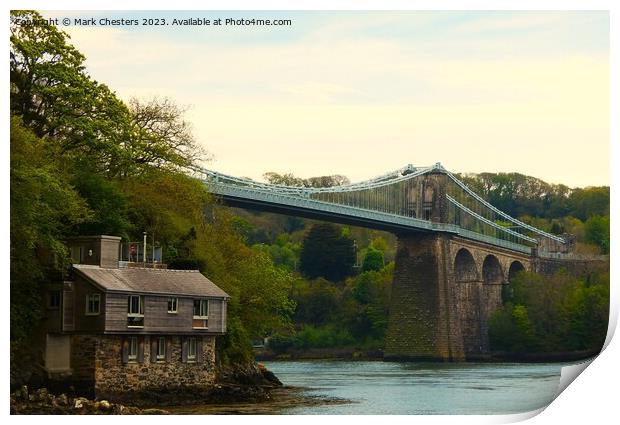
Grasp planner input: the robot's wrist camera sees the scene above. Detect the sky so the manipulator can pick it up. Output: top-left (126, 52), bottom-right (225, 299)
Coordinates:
top-left (41, 10), bottom-right (610, 188)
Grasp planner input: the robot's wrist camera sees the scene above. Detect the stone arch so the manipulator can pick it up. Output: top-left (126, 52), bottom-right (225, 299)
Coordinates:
top-left (454, 248), bottom-right (478, 282)
top-left (482, 255), bottom-right (503, 285)
top-left (503, 260), bottom-right (525, 304)
top-left (508, 261), bottom-right (525, 283)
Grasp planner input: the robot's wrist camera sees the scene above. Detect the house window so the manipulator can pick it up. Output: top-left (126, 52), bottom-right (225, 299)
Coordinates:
top-left (187, 337), bottom-right (197, 362)
top-left (167, 297), bottom-right (178, 314)
top-left (127, 295), bottom-right (144, 327)
top-left (156, 337), bottom-right (166, 361)
top-left (128, 337), bottom-right (138, 362)
top-left (48, 290), bottom-right (61, 309)
top-left (192, 299), bottom-right (209, 328)
top-left (128, 295), bottom-right (144, 315)
top-left (85, 294), bottom-right (100, 315)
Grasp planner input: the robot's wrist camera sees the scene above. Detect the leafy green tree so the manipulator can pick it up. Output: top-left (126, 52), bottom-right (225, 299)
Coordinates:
top-left (263, 172), bottom-right (350, 188)
top-left (10, 116), bottom-right (91, 345)
top-left (565, 278), bottom-right (609, 350)
top-left (72, 171), bottom-right (133, 237)
top-left (489, 269), bottom-right (609, 354)
top-left (347, 264), bottom-right (393, 342)
top-left (361, 247), bottom-right (384, 272)
top-left (291, 278), bottom-right (341, 325)
top-left (568, 187), bottom-right (610, 221)
top-left (584, 215), bottom-right (610, 254)
top-left (489, 303), bottom-right (536, 352)
top-left (10, 11), bottom-right (132, 174)
top-left (299, 223), bottom-right (355, 281)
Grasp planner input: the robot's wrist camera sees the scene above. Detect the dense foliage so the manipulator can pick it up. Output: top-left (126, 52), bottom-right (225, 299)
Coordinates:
top-left (299, 223), bottom-right (356, 281)
top-left (489, 270), bottom-right (609, 354)
top-left (271, 263), bottom-right (394, 352)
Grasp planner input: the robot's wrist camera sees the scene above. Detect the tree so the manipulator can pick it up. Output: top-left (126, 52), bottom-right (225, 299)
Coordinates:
top-left (291, 278), bottom-right (341, 325)
top-left (263, 171), bottom-right (350, 188)
top-left (568, 187), bottom-right (610, 221)
top-left (347, 264), bottom-right (393, 342)
top-left (584, 215), bottom-right (610, 254)
top-left (263, 172), bottom-right (305, 187)
top-left (361, 247), bottom-right (384, 272)
top-left (299, 223), bottom-right (355, 281)
top-left (127, 97), bottom-right (208, 171)
top-left (489, 303), bottom-right (536, 352)
top-left (10, 11), bottom-right (132, 174)
top-left (10, 116), bottom-right (91, 345)
top-left (489, 269), bottom-right (609, 354)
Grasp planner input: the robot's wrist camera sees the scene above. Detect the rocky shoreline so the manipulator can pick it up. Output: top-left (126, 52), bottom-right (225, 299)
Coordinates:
top-left (11, 362), bottom-right (287, 415)
top-left (10, 386), bottom-right (165, 415)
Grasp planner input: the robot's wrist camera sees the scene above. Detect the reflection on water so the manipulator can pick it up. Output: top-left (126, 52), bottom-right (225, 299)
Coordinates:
top-left (262, 361), bottom-right (563, 415)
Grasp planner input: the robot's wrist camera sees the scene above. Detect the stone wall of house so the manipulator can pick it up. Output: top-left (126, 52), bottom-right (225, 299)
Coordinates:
top-left (93, 335), bottom-right (217, 400)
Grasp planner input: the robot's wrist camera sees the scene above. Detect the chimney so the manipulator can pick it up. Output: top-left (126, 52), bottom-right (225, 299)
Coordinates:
top-left (66, 235), bottom-right (121, 268)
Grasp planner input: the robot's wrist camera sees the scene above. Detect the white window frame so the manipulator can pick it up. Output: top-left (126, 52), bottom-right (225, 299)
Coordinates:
top-left (167, 297), bottom-right (178, 314)
top-left (193, 299), bottom-right (209, 319)
top-left (192, 299), bottom-right (209, 329)
top-left (85, 294), bottom-right (100, 315)
top-left (187, 337), bottom-right (197, 362)
top-left (127, 295), bottom-right (144, 328)
top-left (156, 337), bottom-right (166, 361)
top-left (128, 336), bottom-right (138, 362)
top-left (127, 295), bottom-right (144, 316)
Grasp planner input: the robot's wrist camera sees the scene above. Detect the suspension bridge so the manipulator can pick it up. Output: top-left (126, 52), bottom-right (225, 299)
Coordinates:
top-left (193, 163), bottom-right (596, 361)
top-left (194, 163), bottom-right (567, 256)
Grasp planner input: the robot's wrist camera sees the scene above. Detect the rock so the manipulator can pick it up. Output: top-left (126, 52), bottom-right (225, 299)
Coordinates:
top-left (56, 394), bottom-right (69, 406)
top-left (261, 368), bottom-right (283, 386)
top-left (120, 406), bottom-right (142, 415)
top-left (34, 388), bottom-right (49, 402)
top-left (99, 400), bottom-right (111, 410)
top-left (142, 408), bottom-right (170, 415)
top-left (74, 397), bottom-right (89, 409)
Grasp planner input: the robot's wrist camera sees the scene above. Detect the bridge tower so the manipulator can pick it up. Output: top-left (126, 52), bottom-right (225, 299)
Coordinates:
top-left (385, 170), bottom-right (468, 361)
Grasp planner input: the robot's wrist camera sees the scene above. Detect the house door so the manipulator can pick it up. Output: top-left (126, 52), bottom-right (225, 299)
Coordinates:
top-left (45, 334), bottom-right (71, 373)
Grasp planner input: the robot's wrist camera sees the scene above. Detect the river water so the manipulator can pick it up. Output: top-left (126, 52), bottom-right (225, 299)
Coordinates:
top-left (262, 360), bottom-right (563, 415)
top-left (167, 360), bottom-right (567, 415)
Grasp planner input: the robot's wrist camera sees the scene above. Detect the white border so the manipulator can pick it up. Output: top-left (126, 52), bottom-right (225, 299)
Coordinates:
top-left (3, 1), bottom-right (617, 424)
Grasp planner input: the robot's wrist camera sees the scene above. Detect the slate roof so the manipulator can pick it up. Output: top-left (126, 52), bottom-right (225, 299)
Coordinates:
top-left (73, 264), bottom-right (230, 298)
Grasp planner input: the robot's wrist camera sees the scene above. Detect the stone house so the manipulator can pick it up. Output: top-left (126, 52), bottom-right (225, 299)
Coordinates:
top-left (41, 235), bottom-right (229, 399)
